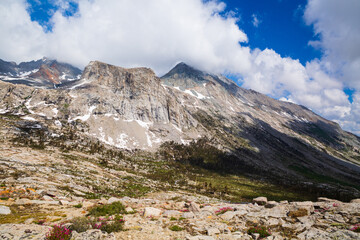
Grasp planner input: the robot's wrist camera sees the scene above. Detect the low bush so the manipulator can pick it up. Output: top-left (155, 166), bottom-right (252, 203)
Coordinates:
top-left (350, 224), bottom-right (360, 232)
top-left (70, 217), bottom-right (91, 233)
top-left (45, 224), bottom-right (71, 240)
top-left (169, 225), bottom-right (183, 231)
top-left (247, 226), bottom-right (271, 239)
top-left (88, 202), bottom-right (126, 217)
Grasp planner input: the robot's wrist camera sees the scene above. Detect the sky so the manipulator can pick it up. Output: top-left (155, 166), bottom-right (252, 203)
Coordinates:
top-left (0, 0), bottom-right (359, 136)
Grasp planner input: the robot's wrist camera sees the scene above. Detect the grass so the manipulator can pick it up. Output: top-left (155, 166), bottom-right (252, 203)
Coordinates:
top-left (88, 202), bottom-right (126, 217)
top-left (169, 225), bottom-right (183, 231)
top-left (0, 205), bottom-right (64, 224)
top-left (289, 165), bottom-right (360, 191)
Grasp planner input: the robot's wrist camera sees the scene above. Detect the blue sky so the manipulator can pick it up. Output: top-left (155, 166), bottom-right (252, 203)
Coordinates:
top-left (1, 0), bottom-right (359, 135)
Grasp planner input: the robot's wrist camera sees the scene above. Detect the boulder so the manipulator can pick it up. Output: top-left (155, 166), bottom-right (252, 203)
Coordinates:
top-left (107, 197), bottom-right (122, 204)
top-left (189, 202), bottom-right (201, 213)
top-left (253, 197), bottom-right (267, 206)
top-left (162, 210), bottom-right (181, 218)
top-left (265, 201), bottom-right (278, 208)
top-left (350, 199), bottom-right (360, 204)
top-left (0, 205), bottom-right (11, 215)
top-left (182, 212), bottom-right (195, 219)
top-left (206, 227), bottom-right (220, 236)
top-left (143, 207), bottom-right (162, 217)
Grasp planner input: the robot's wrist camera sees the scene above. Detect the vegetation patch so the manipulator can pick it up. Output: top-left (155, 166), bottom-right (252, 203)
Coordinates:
top-left (169, 225), bottom-right (183, 231)
top-left (88, 202), bottom-right (126, 217)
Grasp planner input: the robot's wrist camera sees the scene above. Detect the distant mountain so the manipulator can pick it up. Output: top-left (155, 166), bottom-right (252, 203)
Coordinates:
top-left (0, 57), bottom-right (82, 88)
top-left (0, 60), bottom-right (359, 201)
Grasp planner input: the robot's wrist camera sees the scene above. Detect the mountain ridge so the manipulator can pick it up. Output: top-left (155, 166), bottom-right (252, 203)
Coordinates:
top-left (0, 58), bottom-right (359, 201)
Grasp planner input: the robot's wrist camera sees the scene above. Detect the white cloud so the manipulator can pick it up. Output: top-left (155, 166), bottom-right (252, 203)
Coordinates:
top-left (0, 0), bottom-right (359, 135)
top-left (251, 14), bottom-right (261, 27)
top-left (0, 0), bottom-right (46, 61)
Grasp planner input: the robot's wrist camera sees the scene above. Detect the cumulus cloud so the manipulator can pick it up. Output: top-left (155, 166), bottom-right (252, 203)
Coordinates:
top-left (0, 0), bottom-right (46, 61)
top-left (304, 0), bottom-right (360, 89)
top-left (0, 0), bottom-right (359, 135)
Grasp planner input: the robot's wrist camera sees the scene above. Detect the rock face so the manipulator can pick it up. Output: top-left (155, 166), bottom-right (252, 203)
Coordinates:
top-left (0, 59), bottom-right (360, 200)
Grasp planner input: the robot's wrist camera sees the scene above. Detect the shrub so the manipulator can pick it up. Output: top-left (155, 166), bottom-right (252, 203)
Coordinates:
top-left (45, 224), bottom-right (72, 240)
top-left (169, 225), bottom-right (183, 231)
top-left (215, 207), bottom-right (234, 215)
top-left (70, 217), bottom-right (91, 233)
top-left (74, 203), bottom-right (83, 208)
top-left (88, 202), bottom-right (126, 217)
top-left (92, 215), bottom-right (125, 233)
top-left (247, 226), bottom-right (271, 238)
top-left (350, 224), bottom-right (360, 232)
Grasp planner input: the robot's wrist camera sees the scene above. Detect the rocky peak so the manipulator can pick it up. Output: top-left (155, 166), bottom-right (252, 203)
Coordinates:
top-left (81, 61), bottom-right (158, 88)
top-left (161, 62), bottom-right (208, 89)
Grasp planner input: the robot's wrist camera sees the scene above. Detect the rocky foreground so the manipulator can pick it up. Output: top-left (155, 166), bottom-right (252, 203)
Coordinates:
top-left (1, 190), bottom-right (360, 240)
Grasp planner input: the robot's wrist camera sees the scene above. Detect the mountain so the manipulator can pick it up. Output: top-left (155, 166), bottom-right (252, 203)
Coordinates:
top-left (0, 57), bottom-right (82, 88)
top-left (0, 59), bottom-right (359, 202)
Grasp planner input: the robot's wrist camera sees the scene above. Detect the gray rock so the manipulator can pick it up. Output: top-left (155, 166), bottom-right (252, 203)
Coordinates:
top-left (186, 236), bottom-right (215, 240)
top-left (143, 207), bottom-right (162, 217)
top-left (0, 224), bottom-right (51, 240)
top-left (125, 207), bottom-right (134, 213)
top-left (14, 198), bottom-right (32, 205)
top-left (220, 211), bottom-right (237, 220)
top-left (72, 229), bottom-right (115, 240)
top-left (206, 227), bottom-right (220, 236)
top-left (251, 233), bottom-right (260, 240)
top-left (189, 202), bottom-right (201, 213)
top-left (253, 197), bottom-right (267, 205)
top-left (350, 198), bottom-right (360, 203)
top-left (43, 195), bottom-right (54, 201)
top-left (163, 210), bottom-right (181, 218)
top-left (107, 197), bottom-right (122, 204)
top-left (0, 205), bottom-right (11, 215)
top-left (182, 212), bottom-right (195, 219)
top-left (297, 228), bottom-right (332, 240)
top-left (265, 201), bottom-right (278, 208)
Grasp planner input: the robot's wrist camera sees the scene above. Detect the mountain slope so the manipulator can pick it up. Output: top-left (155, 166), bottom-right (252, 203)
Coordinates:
top-left (0, 59), bottom-right (359, 200)
top-left (0, 57), bottom-right (81, 88)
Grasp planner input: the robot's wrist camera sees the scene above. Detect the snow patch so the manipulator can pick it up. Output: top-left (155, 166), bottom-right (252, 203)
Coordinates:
top-left (116, 133), bottom-right (129, 149)
top-left (22, 116), bottom-right (36, 121)
top-left (52, 108), bottom-right (58, 116)
top-left (69, 78), bottom-right (93, 89)
top-left (0, 109), bottom-right (8, 114)
top-left (72, 106), bottom-right (96, 122)
top-left (172, 124), bottom-right (182, 132)
top-left (54, 120), bottom-right (62, 127)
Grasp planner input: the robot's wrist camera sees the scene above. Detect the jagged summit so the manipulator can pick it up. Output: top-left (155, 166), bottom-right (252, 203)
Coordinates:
top-left (81, 60), bottom-right (158, 88)
top-left (0, 57), bottom-right (82, 87)
top-left (162, 62), bottom-right (205, 78)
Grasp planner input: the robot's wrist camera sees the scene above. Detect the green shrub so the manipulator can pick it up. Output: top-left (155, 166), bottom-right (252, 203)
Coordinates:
top-left (73, 203), bottom-right (83, 208)
top-left (88, 202), bottom-right (126, 217)
top-left (92, 215), bottom-right (125, 233)
top-left (70, 217), bottom-right (91, 233)
top-left (169, 225), bottom-right (183, 231)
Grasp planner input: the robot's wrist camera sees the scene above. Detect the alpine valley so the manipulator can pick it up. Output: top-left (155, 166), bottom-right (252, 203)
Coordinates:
top-left (0, 58), bottom-right (360, 240)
